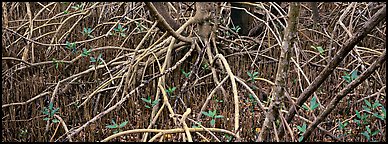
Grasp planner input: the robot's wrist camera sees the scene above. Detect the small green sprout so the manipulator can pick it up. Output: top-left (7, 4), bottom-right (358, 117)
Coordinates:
top-left (113, 24), bottom-right (127, 38)
top-left (81, 48), bottom-right (92, 57)
top-left (247, 71), bottom-right (259, 82)
top-left (201, 110), bottom-right (224, 127)
top-left (297, 122), bottom-right (307, 142)
top-left (90, 53), bottom-right (103, 65)
top-left (231, 25), bottom-right (241, 33)
top-left (82, 27), bottom-right (94, 38)
top-left (165, 87), bottom-right (176, 97)
top-left (52, 58), bottom-right (64, 70)
top-left (65, 41), bottom-right (77, 53)
top-left (302, 96), bottom-right (319, 111)
top-left (311, 45), bottom-right (325, 55)
top-left (106, 119), bottom-right (128, 134)
top-left (141, 96), bottom-right (160, 109)
top-left (71, 4), bottom-right (83, 11)
top-left (342, 70), bottom-right (359, 83)
top-left (181, 69), bottom-right (191, 78)
top-left (42, 102), bottom-right (60, 123)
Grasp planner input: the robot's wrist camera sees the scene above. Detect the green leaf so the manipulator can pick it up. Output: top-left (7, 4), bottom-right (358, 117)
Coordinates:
top-left (42, 108), bottom-right (49, 115)
top-left (141, 98), bottom-right (151, 104)
top-left (210, 119), bottom-right (216, 127)
top-left (372, 101), bottom-right (381, 109)
top-left (298, 136), bottom-right (304, 142)
top-left (342, 72), bottom-right (351, 83)
top-left (113, 130), bottom-right (119, 134)
top-left (366, 126), bottom-right (371, 134)
top-left (316, 46), bottom-right (324, 55)
top-left (120, 33), bottom-right (126, 38)
top-left (106, 125), bottom-right (117, 129)
top-left (297, 123), bottom-right (307, 133)
top-left (338, 121), bottom-right (344, 130)
top-left (310, 97), bottom-right (319, 111)
top-left (111, 119), bottom-right (117, 125)
top-left (51, 108), bottom-right (59, 116)
top-left (350, 70), bottom-right (358, 80)
top-left (49, 102), bottom-right (54, 110)
top-left (117, 24), bottom-right (122, 30)
top-left (90, 57), bottom-right (96, 63)
top-left (247, 71), bottom-right (252, 77)
top-left (215, 115), bottom-right (224, 119)
top-left (171, 87), bottom-right (176, 92)
top-left (43, 117), bottom-right (50, 121)
top-left (97, 53), bottom-right (102, 61)
top-left (52, 107), bottom-right (59, 114)
top-left (52, 119), bottom-right (60, 123)
top-left (310, 103), bottom-right (319, 111)
top-left (371, 130), bottom-right (379, 136)
top-left (302, 123), bottom-right (307, 131)
top-left (211, 110), bottom-right (217, 117)
top-left (362, 105), bottom-right (371, 113)
top-left (202, 111), bottom-right (211, 117)
top-left (354, 119), bottom-right (360, 126)
top-left (302, 104), bottom-right (310, 111)
top-left (145, 105), bottom-right (150, 109)
top-left (63, 10), bottom-right (69, 14)
top-left (355, 110), bottom-right (361, 119)
top-left (253, 72), bottom-right (259, 77)
top-left (152, 99), bottom-right (160, 106)
top-left (361, 131), bottom-right (370, 140)
top-left (119, 121), bottom-right (128, 128)
top-left (364, 100), bottom-right (372, 108)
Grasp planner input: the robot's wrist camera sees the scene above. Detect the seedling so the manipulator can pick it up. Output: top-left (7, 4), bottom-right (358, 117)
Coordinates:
top-left (18, 129), bottom-right (28, 138)
top-left (135, 21), bottom-right (145, 32)
top-left (248, 94), bottom-right (257, 105)
top-left (141, 96), bottom-right (160, 109)
top-left (52, 58), bottom-right (64, 70)
top-left (113, 24), bottom-right (127, 38)
top-left (181, 69), bottom-right (191, 78)
top-left (342, 70), bottom-right (359, 83)
top-left (247, 71), bottom-right (259, 82)
top-left (202, 63), bottom-right (209, 71)
top-left (311, 45), bottom-right (325, 55)
top-left (338, 120), bottom-right (349, 131)
top-left (63, 10), bottom-right (69, 14)
top-left (302, 96), bottom-right (319, 111)
top-left (71, 4), bottom-right (83, 11)
top-left (231, 25), bottom-right (241, 33)
top-left (90, 53), bottom-right (103, 65)
top-left (82, 27), bottom-right (94, 38)
top-left (106, 119), bottom-right (128, 134)
top-left (201, 110), bottom-right (224, 127)
top-left (224, 133), bottom-right (232, 142)
top-left (296, 122), bottom-right (307, 142)
top-left (42, 102), bottom-right (60, 123)
top-left (65, 41), bottom-right (77, 53)
top-left (81, 48), bottom-right (92, 57)
top-left (165, 87), bottom-right (176, 97)
top-left (89, 53), bottom-right (103, 69)
top-left (213, 96), bottom-right (223, 103)
top-left (361, 125), bottom-right (379, 141)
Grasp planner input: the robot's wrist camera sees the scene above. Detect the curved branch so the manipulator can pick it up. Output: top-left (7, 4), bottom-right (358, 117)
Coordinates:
top-left (145, 2), bottom-right (192, 43)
